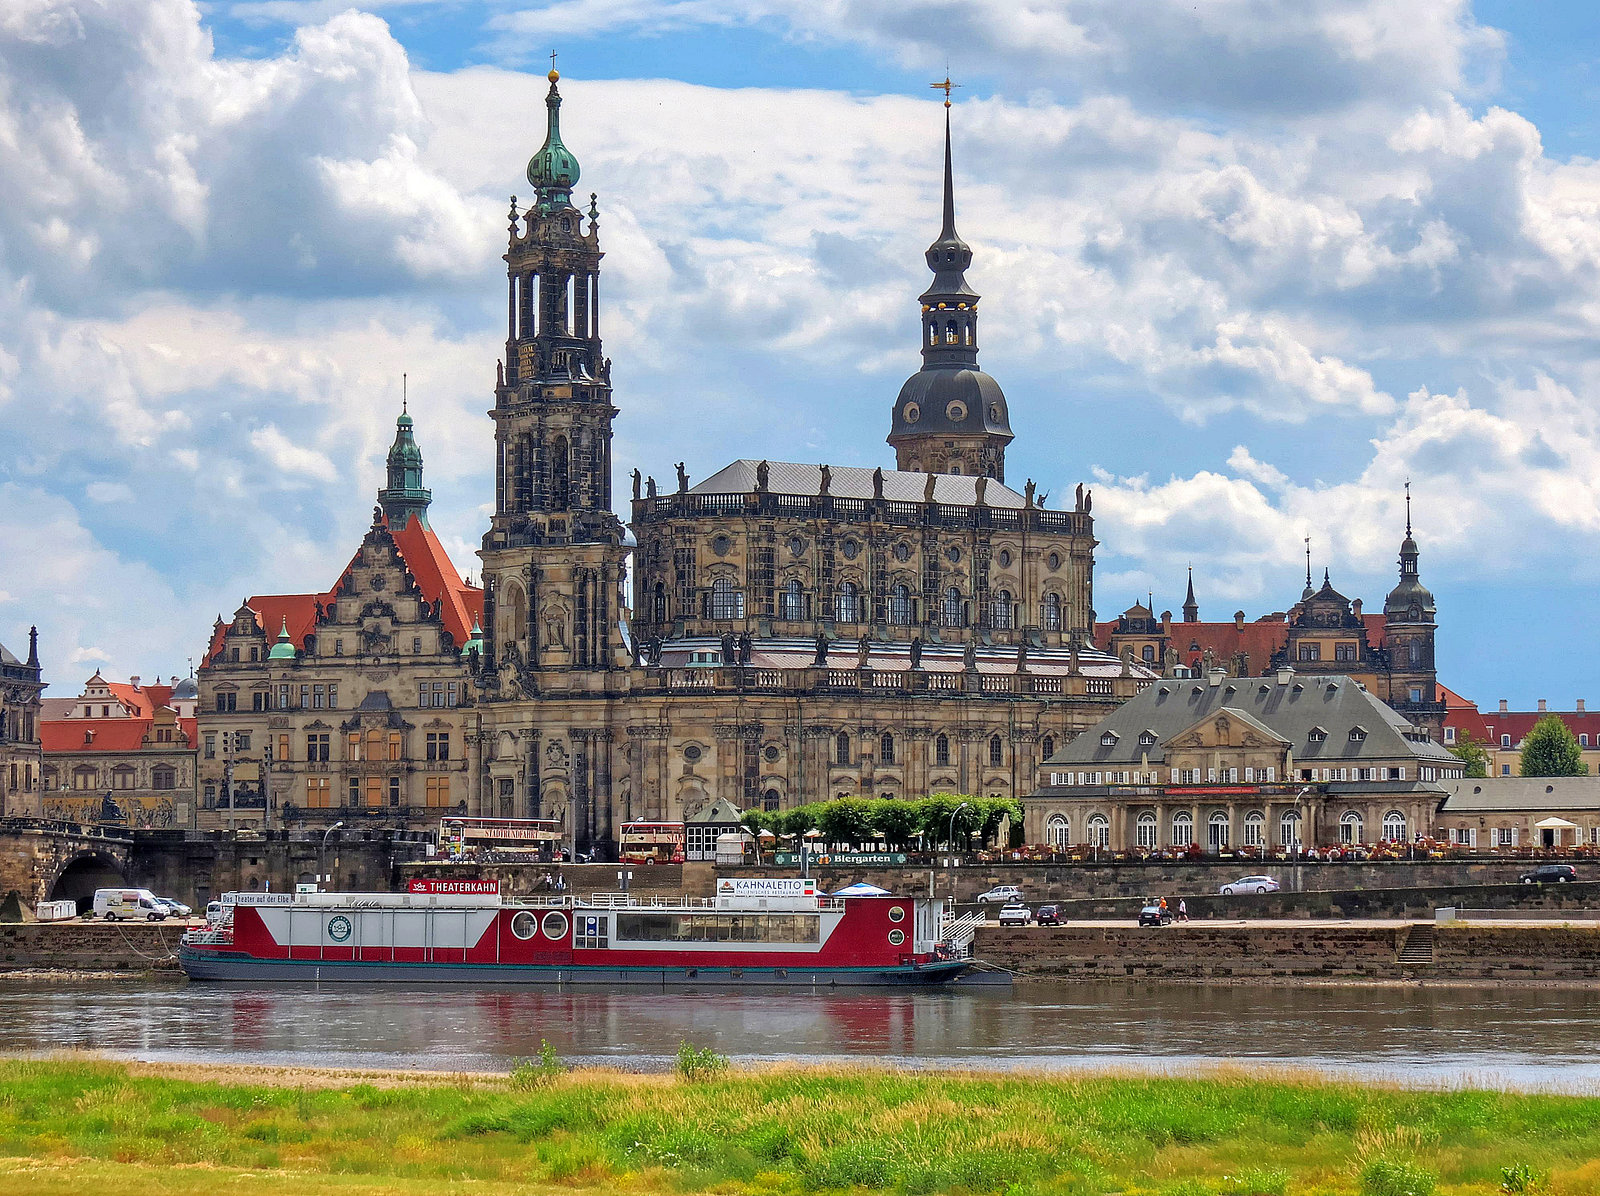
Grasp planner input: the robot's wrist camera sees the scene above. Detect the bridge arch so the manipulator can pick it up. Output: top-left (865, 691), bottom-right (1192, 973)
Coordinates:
top-left (48, 851), bottom-right (128, 912)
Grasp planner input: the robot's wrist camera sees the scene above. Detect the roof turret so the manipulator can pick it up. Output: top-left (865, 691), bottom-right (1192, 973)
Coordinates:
top-left (1385, 485), bottom-right (1435, 621)
top-left (267, 617), bottom-right (297, 661)
top-left (379, 388), bottom-right (432, 529)
top-left (527, 68), bottom-right (580, 214)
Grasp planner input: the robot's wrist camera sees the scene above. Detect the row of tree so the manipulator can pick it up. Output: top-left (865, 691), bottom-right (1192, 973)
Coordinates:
top-left (1448, 714), bottom-right (1590, 778)
top-left (739, 794), bottom-right (1024, 850)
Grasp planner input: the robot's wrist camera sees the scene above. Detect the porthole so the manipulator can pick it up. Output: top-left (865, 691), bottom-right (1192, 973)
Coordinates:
top-left (998, 549), bottom-right (1012, 568)
top-left (945, 546), bottom-right (961, 564)
top-left (1047, 552), bottom-right (1062, 571)
top-left (511, 911), bottom-right (537, 940)
top-left (988, 404), bottom-right (1002, 423)
top-left (841, 540), bottom-right (860, 561)
top-left (763, 745), bottom-right (780, 763)
top-left (888, 928), bottom-right (906, 946)
top-left (888, 905), bottom-right (906, 923)
top-left (945, 401), bottom-right (967, 422)
top-left (903, 402), bottom-right (921, 424)
top-left (684, 744), bottom-right (703, 762)
top-left (541, 911), bottom-right (570, 940)
top-left (788, 535), bottom-right (805, 557)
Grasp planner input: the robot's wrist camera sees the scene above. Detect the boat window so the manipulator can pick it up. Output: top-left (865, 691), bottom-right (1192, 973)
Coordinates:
top-left (511, 911), bottom-right (537, 940)
top-left (613, 912), bottom-right (821, 944)
top-left (574, 914), bottom-right (607, 950)
top-left (541, 911), bottom-right (569, 941)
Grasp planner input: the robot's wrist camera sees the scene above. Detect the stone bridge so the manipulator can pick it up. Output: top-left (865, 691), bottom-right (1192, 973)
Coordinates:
top-left (0, 818), bottom-right (134, 910)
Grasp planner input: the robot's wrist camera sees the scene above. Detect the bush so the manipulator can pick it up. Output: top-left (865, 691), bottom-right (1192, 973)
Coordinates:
top-left (675, 1040), bottom-right (729, 1082)
top-left (1501, 1162), bottom-right (1548, 1193)
top-left (509, 1039), bottom-right (564, 1091)
top-left (1360, 1158), bottom-right (1437, 1196)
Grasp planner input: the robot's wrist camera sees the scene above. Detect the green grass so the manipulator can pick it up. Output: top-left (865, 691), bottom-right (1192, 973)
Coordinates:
top-left (0, 1058), bottom-right (1596, 1194)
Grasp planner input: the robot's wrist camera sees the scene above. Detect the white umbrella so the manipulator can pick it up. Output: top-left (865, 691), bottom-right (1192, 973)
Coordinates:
top-left (833, 882), bottom-right (891, 896)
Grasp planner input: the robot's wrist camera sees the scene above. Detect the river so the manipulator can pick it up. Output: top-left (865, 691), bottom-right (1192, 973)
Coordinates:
top-left (5, 979), bottom-right (1600, 1091)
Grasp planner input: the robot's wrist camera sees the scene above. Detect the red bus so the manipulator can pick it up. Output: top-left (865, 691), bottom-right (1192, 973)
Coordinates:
top-left (441, 817), bottom-right (564, 860)
top-left (619, 820), bottom-right (685, 864)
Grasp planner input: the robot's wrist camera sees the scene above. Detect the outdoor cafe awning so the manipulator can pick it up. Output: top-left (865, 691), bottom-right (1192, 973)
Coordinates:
top-left (1534, 817), bottom-right (1580, 830)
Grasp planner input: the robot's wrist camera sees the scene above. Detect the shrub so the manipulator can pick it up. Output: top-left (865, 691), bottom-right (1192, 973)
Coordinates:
top-left (1360, 1158), bottom-right (1437, 1196)
top-left (675, 1040), bottom-right (729, 1082)
top-left (1224, 1167), bottom-right (1290, 1195)
top-left (1501, 1162), bottom-right (1548, 1193)
top-left (509, 1039), bottom-right (564, 1091)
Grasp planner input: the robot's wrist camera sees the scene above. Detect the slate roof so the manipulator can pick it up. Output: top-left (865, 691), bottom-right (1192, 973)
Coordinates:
top-left (689, 460), bottom-right (1029, 509)
top-left (1044, 672), bottom-right (1455, 767)
top-left (1440, 777), bottom-right (1600, 813)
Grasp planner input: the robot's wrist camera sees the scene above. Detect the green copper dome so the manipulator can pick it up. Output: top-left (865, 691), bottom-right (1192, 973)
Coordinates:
top-left (462, 616), bottom-right (484, 659)
top-left (267, 617), bottom-right (297, 661)
top-left (527, 71), bottom-right (579, 212)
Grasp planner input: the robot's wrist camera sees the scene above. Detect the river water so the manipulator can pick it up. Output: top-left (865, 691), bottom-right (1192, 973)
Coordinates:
top-left (4, 980), bottom-right (1599, 1092)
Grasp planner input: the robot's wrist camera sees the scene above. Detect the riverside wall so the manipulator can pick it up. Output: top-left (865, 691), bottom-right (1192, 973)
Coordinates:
top-left (0, 921), bottom-right (184, 973)
top-left (975, 921), bottom-right (1600, 983)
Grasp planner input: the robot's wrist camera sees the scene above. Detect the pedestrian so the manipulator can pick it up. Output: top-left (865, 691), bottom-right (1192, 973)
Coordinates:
top-left (1158, 896), bottom-right (1168, 920)
top-left (1178, 898), bottom-right (1189, 922)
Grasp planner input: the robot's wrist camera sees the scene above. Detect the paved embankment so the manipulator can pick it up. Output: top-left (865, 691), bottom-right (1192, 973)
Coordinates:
top-left (0, 920), bottom-right (186, 973)
top-left (977, 919), bottom-right (1600, 983)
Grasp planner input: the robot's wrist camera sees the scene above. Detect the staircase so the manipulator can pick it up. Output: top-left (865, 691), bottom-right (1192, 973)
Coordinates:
top-left (1397, 923), bottom-right (1435, 966)
top-left (940, 911), bottom-right (988, 958)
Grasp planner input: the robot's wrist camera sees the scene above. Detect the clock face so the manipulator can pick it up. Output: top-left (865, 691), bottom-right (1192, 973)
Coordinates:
top-left (902, 402), bottom-right (920, 424)
top-left (946, 401), bottom-right (967, 422)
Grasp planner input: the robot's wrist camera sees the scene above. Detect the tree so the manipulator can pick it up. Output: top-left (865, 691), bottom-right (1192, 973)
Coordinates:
top-left (1519, 715), bottom-right (1589, 777)
top-left (739, 809), bottom-right (770, 835)
top-left (817, 797), bottom-right (876, 847)
top-left (1447, 732), bottom-right (1489, 779)
top-left (869, 799), bottom-right (922, 850)
top-left (977, 796), bottom-right (1023, 846)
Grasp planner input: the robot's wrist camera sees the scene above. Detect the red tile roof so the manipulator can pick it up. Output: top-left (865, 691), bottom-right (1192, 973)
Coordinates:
top-left (1439, 685), bottom-right (1491, 743)
top-left (1481, 708), bottom-right (1600, 748)
top-left (1095, 610), bottom-right (1391, 673)
top-left (42, 718), bottom-right (151, 753)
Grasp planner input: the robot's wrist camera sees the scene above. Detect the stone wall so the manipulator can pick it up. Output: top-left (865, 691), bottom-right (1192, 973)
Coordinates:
top-left (0, 921), bottom-right (183, 972)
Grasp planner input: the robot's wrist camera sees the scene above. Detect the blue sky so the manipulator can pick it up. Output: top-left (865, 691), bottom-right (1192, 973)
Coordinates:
top-left (2, 0), bottom-right (1599, 710)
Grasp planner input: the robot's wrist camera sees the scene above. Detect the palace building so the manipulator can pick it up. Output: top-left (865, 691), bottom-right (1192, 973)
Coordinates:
top-left (0, 628), bottom-right (43, 817)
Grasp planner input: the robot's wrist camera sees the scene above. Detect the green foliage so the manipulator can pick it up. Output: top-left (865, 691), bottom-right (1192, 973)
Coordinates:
top-left (1222, 1167), bottom-right (1290, 1194)
top-left (1360, 1158), bottom-right (1438, 1196)
top-left (867, 798), bottom-right (922, 848)
top-left (674, 1040), bottom-right (729, 1082)
top-left (738, 809), bottom-right (768, 835)
top-left (1500, 1162), bottom-right (1547, 1192)
top-left (1519, 714), bottom-right (1589, 777)
top-left (1449, 731), bottom-right (1490, 778)
top-left (816, 796), bottom-right (876, 846)
top-left (508, 1039), bottom-right (564, 1091)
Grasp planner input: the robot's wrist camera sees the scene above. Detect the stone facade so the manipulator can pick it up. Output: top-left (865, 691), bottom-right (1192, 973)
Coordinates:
top-left (0, 628), bottom-right (43, 818)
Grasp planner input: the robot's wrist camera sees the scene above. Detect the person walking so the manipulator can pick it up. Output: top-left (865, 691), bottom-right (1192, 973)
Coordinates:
top-left (1178, 898), bottom-right (1189, 923)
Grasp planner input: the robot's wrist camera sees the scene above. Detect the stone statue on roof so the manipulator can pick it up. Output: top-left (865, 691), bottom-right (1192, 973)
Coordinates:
top-left (646, 475), bottom-right (657, 499)
top-left (720, 633), bottom-right (736, 665)
top-left (1015, 641), bottom-right (1029, 672)
top-left (910, 636), bottom-right (924, 670)
top-left (974, 476), bottom-right (987, 506)
top-left (856, 633), bottom-right (870, 669)
top-left (631, 469), bottom-right (641, 500)
top-left (738, 631), bottom-right (753, 665)
top-left (755, 460), bottom-right (769, 492)
top-left (963, 637), bottom-right (977, 672)
top-left (676, 462), bottom-right (688, 493)
top-left (1024, 479), bottom-right (1036, 507)
top-left (924, 473), bottom-right (937, 503)
top-left (813, 631), bottom-right (828, 666)
top-left (818, 464), bottom-right (831, 495)
top-left (872, 467), bottom-right (884, 500)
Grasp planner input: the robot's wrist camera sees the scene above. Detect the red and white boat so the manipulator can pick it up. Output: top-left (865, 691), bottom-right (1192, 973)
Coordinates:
top-left (179, 878), bottom-right (970, 987)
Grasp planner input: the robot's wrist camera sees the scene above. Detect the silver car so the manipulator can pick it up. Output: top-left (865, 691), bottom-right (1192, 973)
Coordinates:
top-left (1219, 875), bottom-right (1280, 895)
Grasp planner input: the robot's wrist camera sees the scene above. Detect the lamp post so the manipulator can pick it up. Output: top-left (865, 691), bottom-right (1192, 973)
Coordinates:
top-left (948, 802), bottom-right (970, 857)
top-left (320, 820), bottom-right (344, 890)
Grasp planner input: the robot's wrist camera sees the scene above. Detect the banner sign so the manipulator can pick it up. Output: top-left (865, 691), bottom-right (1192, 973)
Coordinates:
top-left (772, 852), bottom-right (907, 866)
top-left (717, 877), bottom-right (816, 897)
top-left (222, 893), bottom-right (295, 906)
top-left (407, 878), bottom-right (501, 895)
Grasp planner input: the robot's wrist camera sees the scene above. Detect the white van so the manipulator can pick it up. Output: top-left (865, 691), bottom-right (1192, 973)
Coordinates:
top-left (92, 888), bottom-right (168, 922)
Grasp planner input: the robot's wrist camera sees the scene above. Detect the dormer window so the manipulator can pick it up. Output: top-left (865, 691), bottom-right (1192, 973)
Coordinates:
top-left (1138, 731), bottom-right (1157, 747)
top-left (1100, 731), bottom-right (1119, 747)
top-left (1308, 726), bottom-right (1327, 744)
top-left (1349, 726), bottom-right (1368, 742)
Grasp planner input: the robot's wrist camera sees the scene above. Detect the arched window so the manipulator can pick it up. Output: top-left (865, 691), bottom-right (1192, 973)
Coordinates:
top-left (1046, 814), bottom-right (1070, 849)
top-left (1042, 593), bottom-right (1063, 631)
top-left (1383, 810), bottom-right (1406, 841)
top-left (550, 435), bottom-right (571, 511)
top-left (934, 733), bottom-right (950, 767)
top-left (880, 732), bottom-right (895, 765)
top-left (709, 576), bottom-right (745, 621)
top-left (1172, 811), bottom-right (1194, 847)
top-left (835, 732), bottom-right (851, 766)
top-left (1340, 811), bottom-right (1363, 845)
top-left (1243, 810), bottom-right (1265, 847)
top-left (152, 766), bottom-right (176, 791)
top-left (652, 582), bottom-right (667, 623)
top-left (763, 789), bottom-right (780, 813)
top-left (1142, 644), bottom-right (1155, 663)
top-left (991, 590), bottom-right (1013, 629)
top-left (1041, 734), bottom-right (1056, 760)
top-left (1408, 642), bottom-right (1422, 666)
top-left (889, 584), bottom-right (913, 626)
top-left (1280, 810), bottom-right (1302, 848)
top-left (927, 322), bottom-right (937, 347)
top-left (1088, 813), bottom-right (1110, 847)
top-left (1136, 811), bottom-right (1158, 849)
top-left (781, 579), bottom-right (805, 621)
top-left (945, 320), bottom-right (958, 344)
top-left (1208, 810), bottom-right (1230, 850)
top-left (989, 734), bottom-right (1003, 767)
top-left (835, 581), bottom-right (860, 623)
top-left (942, 586), bottom-right (964, 628)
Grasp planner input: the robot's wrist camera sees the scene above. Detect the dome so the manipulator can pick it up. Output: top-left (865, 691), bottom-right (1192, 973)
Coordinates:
top-left (266, 618), bottom-right (298, 661)
top-left (527, 75), bottom-right (580, 208)
top-left (889, 367), bottom-right (1013, 443)
top-left (1385, 575), bottom-right (1435, 619)
top-left (172, 676), bottom-right (199, 700)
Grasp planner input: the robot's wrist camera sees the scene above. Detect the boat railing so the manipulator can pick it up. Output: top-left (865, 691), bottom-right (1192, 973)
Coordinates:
top-left (940, 911), bottom-right (986, 958)
top-left (503, 893), bottom-right (849, 912)
top-left (181, 929), bottom-right (233, 946)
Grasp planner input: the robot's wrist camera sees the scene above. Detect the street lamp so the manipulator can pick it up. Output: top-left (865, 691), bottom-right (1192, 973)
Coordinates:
top-left (320, 820), bottom-right (344, 890)
top-left (948, 802), bottom-right (970, 856)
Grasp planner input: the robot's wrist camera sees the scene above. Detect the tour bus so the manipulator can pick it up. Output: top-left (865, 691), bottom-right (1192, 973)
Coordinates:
top-left (619, 820), bottom-right (686, 864)
top-left (440, 816), bottom-right (565, 861)
top-left (91, 887), bottom-right (168, 922)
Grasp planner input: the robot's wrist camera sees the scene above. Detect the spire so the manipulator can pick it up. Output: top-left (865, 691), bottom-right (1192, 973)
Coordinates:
top-left (1405, 479), bottom-right (1412, 537)
top-left (1182, 567), bottom-right (1198, 623)
top-left (1302, 536), bottom-right (1314, 600)
top-left (379, 397), bottom-right (432, 530)
top-left (26, 625), bottom-right (38, 669)
top-left (527, 63), bottom-right (580, 214)
top-left (940, 105), bottom-right (957, 241)
top-left (1386, 484), bottom-right (1433, 620)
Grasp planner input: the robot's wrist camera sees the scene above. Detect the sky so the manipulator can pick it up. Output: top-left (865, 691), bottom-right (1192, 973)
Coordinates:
top-left (2, 1), bottom-right (1599, 709)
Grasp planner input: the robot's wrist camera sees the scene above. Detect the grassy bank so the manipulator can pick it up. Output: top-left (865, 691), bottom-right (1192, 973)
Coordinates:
top-left (0, 1057), bottom-right (1597, 1195)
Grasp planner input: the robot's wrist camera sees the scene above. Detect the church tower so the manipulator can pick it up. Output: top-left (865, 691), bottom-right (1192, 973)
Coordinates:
top-left (377, 396), bottom-right (432, 529)
top-left (480, 66), bottom-right (628, 687)
top-left (1383, 486), bottom-right (1442, 733)
top-left (886, 98), bottom-right (1015, 480)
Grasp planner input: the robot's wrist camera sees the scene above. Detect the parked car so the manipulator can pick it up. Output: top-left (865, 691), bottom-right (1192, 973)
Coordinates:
top-left (91, 888), bottom-right (168, 922)
top-left (1520, 864), bottom-right (1577, 884)
top-left (1035, 904), bottom-right (1062, 926)
top-left (156, 897), bottom-right (193, 918)
top-left (1219, 875), bottom-right (1281, 895)
top-left (996, 902), bottom-right (1033, 926)
top-left (976, 884), bottom-right (1025, 905)
top-left (1138, 901), bottom-right (1173, 927)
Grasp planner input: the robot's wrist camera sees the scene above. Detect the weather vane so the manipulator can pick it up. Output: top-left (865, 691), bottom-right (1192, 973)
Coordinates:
top-left (930, 76), bottom-right (959, 108)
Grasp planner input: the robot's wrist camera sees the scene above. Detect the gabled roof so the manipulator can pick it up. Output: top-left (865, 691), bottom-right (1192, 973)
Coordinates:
top-left (687, 796), bottom-right (745, 824)
top-left (1045, 673), bottom-right (1454, 767)
top-left (689, 460), bottom-right (1029, 509)
top-left (1441, 777), bottom-right (1600, 813)
top-left (1163, 705), bottom-right (1291, 751)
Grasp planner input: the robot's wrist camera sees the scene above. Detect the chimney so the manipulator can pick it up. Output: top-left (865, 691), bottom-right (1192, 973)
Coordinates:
top-left (1579, 699), bottom-right (1587, 714)
top-left (1538, 699), bottom-right (1548, 713)
top-left (1352, 598), bottom-right (1363, 617)
top-left (130, 675), bottom-right (141, 691)
top-left (1233, 610), bottom-right (1245, 630)
top-left (1209, 668), bottom-right (1226, 687)
top-left (1277, 666), bottom-right (1294, 686)
top-left (1498, 699), bottom-right (1508, 714)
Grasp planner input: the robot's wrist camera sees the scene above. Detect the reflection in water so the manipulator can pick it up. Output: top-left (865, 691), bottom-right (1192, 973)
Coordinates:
top-left (6, 980), bottom-right (1600, 1091)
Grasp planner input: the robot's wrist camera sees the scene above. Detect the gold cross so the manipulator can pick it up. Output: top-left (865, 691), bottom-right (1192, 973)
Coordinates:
top-left (931, 76), bottom-right (959, 107)
top-left (550, 50), bottom-right (558, 73)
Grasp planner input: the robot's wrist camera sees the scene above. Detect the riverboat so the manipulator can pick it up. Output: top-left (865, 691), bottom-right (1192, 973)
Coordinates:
top-left (178, 878), bottom-right (971, 987)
